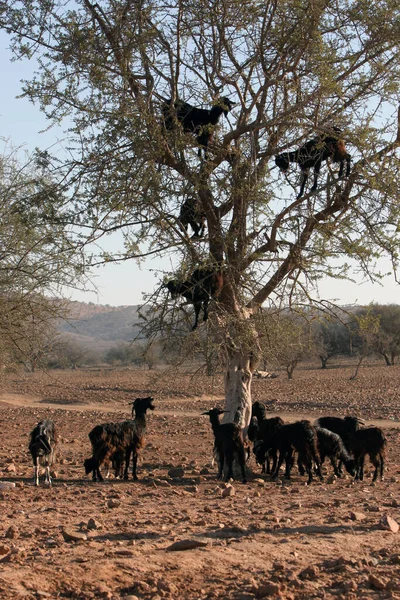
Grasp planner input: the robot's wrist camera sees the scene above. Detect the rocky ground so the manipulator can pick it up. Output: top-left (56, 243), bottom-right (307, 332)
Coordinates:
top-left (0, 363), bottom-right (399, 599)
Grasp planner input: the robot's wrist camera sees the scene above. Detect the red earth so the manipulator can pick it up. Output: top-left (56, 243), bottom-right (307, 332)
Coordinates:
top-left (0, 364), bottom-right (399, 599)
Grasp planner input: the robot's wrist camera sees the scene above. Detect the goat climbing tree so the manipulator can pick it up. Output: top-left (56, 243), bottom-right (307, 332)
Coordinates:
top-left (2, 0), bottom-right (400, 427)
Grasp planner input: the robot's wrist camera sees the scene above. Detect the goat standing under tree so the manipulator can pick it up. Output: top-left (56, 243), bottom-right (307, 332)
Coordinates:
top-left (7, 0), bottom-right (400, 459)
top-left (29, 420), bottom-right (58, 486)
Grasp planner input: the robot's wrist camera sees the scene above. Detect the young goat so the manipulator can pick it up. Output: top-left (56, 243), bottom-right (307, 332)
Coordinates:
top-left (315, 415), bottom-right (363, 473)
top-left (275, 129), bottom-right (351, 198)
top-left (202, 408), bottom-right (247, 483)
top-left (166, 267), bottom-right (223, 330)
top-left (315, 427), bottom-right (355, 478)
top-left (348, 427), bottom-right (387, 482)
top-left (249, 401), bottom-right (284, 474)
top-left (162, 96), bottom-right (235, 157)
top-left (179, 197), bottom-right (206, 239)
top-left (84, 397), bottom-right (155, 482)
top-left (29, 420), bottom-right (58, 486)
top-left (256, 420), bottom-right (322, 484)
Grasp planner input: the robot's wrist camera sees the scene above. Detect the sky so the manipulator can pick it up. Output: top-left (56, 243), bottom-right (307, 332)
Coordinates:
top-left (1, 31), bottom-right (400, 308)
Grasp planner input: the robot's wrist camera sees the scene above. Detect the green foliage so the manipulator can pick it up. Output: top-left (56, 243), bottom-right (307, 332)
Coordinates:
top-left (2, 0), bottom-right (400, 384)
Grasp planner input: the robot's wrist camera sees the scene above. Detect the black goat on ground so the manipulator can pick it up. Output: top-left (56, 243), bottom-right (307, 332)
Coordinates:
top-left (84, 397), bottom-right (155, 482)
top-left (202, 408), bottom-right (247, 483)
top-left (255, 420), bottom-right (322, 484)
top-left (179, 197), bottom-right (206, 239)
top-left (166, 267), bottom-right (223, 330)
top-left (249, 401), bottom-right (284, 474)
top-left (348, 427), bottom-right (387, 482)
top-left (314, 415), bottom-right (363, 473)
top-left (162, 96), bottom-right (235, 157)
top-left (275, 129), bottom-right (351, 198)
top-left (315, 427), bottom-right (355, 477)
top-left (29, 420), bottom-right (58, 486)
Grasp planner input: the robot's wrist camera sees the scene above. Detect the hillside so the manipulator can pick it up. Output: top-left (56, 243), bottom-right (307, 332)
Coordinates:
top-left (58, 301), bottom-right (143, 346)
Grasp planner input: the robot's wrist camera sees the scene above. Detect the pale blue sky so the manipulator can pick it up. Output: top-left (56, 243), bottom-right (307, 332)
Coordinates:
top-left (1, 31), bottom-right (399, 307)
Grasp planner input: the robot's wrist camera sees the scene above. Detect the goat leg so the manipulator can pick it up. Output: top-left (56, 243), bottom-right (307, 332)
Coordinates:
top-left (310, 161), bottom-right (322, 191)
top-left (191, 302), bottom-right (201, 330)
top-left (132, 453), bottom-right (138, 481)
top-left (238, 447), bottom-right (247, 484)
top-left (225, 452), bottom-right (234, 482)
top-left (45, 465), bottom-right (52, 486)
top-left (272, 452), bottom-right (285, 479)
top-left (380, 452), bottom-right (385, 480)
top-left (33, 457), bottom-right (39, 486)
top-left (297, 170), bottom-right (309, 198)
top-left (330, 456), bottom-right (342, 477)
top-left (217, 452), bottom-right (224, 480)
top-left (124, 448), bottom-right (132, 480)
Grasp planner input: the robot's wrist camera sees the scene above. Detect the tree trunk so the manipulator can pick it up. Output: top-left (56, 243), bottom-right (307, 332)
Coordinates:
top-left (222, 350), bottom-right (254, 435)
top-left (320, 356), bottom-right (328, 369)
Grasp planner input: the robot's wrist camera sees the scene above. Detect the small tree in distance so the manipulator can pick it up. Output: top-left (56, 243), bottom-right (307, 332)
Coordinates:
top-left (354, 304), bottom-right (400, 366)
top-left (2, 0), bottom-right (400, 426)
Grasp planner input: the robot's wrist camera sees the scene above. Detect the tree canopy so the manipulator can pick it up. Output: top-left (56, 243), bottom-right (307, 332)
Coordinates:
top-left (0, 143), bottom-right (86, 368)
top-left (1, 0), bottom-right (400, 423)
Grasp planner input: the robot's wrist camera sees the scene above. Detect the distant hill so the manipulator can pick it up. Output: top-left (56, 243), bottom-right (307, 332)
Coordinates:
top-left (58, 301), bottom-right (143, 348)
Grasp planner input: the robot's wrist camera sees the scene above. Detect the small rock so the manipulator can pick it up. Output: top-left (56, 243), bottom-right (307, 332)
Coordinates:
top-left (299, 565), bottom-right (319, 579)
top-left (368, 574), bottom-right (387, 590)
top-left (380, 515), bottom-right (399, 533)
top-left (0, 482), bottom-right (16, 490)
top-left (0, 544), bottom-right (10, 556)
top-left (87, 518), bottom-right (102, 530)
top-left (255, 582), bottom-right (281, 598)
top-left (61, 529), bottom-right (87, 543)
top-left (390, 554), bottom-right (400, 564)
top-left (107, 499), bottom-right (120, 509)
top-left (153, 478), bottom-right (171, 488)
top-left (166, 539), bottom-right (208, 551)
top-left (350, 511), bottom-right (366, 521)
top-left (221, 486), bottom-right (235, 497)
top-left (157, 580), bottom-right (178, 594)
top-left (6, 464), bottom-right (16, 473)
top-left (200, 468), bottom-right (210, 475)
top-left (168, 467), bottom-right (185, 478)
top-left (5, 526), bottom-right (18, 539)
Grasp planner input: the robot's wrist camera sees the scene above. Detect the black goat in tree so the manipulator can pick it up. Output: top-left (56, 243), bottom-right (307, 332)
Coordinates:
top-left (275, 128), bottom-right (351, 198)
top-left (162, 96), bottom-right (235, 157)
top-left (166, 267), bottom-right (223, 330)
top-left (179, 197), bottom-right (206, 239)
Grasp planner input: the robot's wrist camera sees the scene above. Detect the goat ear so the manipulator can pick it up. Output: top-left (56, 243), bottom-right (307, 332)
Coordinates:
top-left (201, 411), bottom-right (210, 415)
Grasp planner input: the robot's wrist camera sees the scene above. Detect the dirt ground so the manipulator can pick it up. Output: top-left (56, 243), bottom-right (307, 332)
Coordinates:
top-left (0, 364), bottom-right (399, 600)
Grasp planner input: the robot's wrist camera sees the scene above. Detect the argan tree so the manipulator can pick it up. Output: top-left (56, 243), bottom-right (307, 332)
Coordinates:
top-left (2, 0), bottom-right (400, 425)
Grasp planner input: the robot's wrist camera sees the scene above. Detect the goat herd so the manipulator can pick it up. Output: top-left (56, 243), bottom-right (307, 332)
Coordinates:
top-left (28, 396), bottom-right (386, 488)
